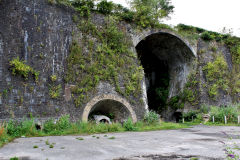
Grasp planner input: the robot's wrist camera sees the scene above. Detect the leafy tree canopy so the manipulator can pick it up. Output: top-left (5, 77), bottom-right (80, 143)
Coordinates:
top-left (130, 0), bottom-right (174, 28)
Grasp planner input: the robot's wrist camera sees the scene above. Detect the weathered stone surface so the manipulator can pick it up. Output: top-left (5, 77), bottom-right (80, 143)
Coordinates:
top-left (0, 0), bottom-right (238, 122)
top-left (82, 94), bottom-right (137, 123)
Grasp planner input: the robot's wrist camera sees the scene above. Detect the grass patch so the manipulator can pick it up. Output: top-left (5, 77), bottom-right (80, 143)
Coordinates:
top-left (76, 137), bottom-right (84, 140)
top-left (33, 145), bottom-right (38, 148)
top-left (136, 122), bottom-right (193, 131)
top-left (0, 115), bottom-right (194, 148)
top-left (108, 136), bottom-right (115, 139)
top-left (45, 139), bottom-right (50, 145)
top-left (205, 122), bottom-right (240, 126)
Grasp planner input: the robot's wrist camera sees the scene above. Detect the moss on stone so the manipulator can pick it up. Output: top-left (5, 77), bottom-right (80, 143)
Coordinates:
top-left (65, 15), bottom-right (143, 107)
top-left (9, 57), bottom-right (39, 81)
top-left (49, 84), bottom-right (62, 99)
top-left (203, 55), bottom-right (229, 99)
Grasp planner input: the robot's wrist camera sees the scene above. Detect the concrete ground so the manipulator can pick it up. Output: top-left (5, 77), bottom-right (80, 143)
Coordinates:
top-left (0, 125), bottom-right (240, 160)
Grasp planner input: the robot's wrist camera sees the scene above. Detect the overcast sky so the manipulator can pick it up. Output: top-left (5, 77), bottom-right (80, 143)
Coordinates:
top-left (111, 0), bottom-right (240, 37)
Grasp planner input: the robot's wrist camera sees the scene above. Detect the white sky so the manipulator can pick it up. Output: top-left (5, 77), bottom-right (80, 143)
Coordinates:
top-left (111, 0), bottom-right (240, 37)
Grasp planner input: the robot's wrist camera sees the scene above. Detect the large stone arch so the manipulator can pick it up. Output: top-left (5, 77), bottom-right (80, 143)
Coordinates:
top-left (134, 30), bottom-right (196, 116)
top-left (82, 94), bottom-right (137, 123)
top-left (132, 30), bottom-right (197, 57)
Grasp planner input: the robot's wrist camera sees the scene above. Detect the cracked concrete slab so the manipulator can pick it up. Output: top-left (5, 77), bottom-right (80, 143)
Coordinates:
top-left (0, 125), bottom-right (240, 160)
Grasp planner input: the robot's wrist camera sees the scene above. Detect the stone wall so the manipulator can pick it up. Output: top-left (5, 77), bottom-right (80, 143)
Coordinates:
top-left (0, 0), bottom-right (239, 121)
top-left (0, 0), bottom-right (145, 121)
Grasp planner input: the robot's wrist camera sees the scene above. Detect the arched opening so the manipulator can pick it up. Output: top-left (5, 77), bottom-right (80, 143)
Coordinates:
top-left (82, 94), bottom-right (137, 123)
top-left (136, 32), bottom-right (195, 115)
top-left (88, 99), bottom-right (130, 123)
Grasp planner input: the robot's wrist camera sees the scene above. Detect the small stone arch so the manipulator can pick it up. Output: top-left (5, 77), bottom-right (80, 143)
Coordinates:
top-left (82, 94), bottom-right (137, 123)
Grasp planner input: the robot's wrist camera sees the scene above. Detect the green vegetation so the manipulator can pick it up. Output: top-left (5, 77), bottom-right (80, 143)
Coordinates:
top-left (108, 136), bottom-right (115, 139)
top-left (209, 45), bottom-right (217, 52)
top-left (203, 55), bottom-right (229, 99)
top-left (166, 70), bottom-right (199, 110)
top-left (182, 71), bottom-right (199, 105)
top-left (97, 0), bottom-right (114, 15)
top-left (176, 24), bottom-right (205, 33)
top-left (210, 105), bottom-right (239, 123)
top-left (176, 23), bottom-right (230, 42)
top-left (123, 118), bottom-right (137, 131)
top-left (50, 75), bottom-right (57, 82)
top-left (10, 157), bottom-right (19, 160)
top-left (225, 36), bottom-right (240, 64)
top-left (144, 110), bottom-right (160, 124)
top-left (49, 84), bottom-right (62, 99)
top-left (76, 137), bottom-right (84, 140)
top-left (0, 115), bottom-right (192, 148)
top-left (33, 145), bottom-right (38, 148)
top-left (183, 104), bottom-right (240, 124)
top-left (9, 57), bottom-right (39, 81)
top-left (130, 0), bottom-right (174, 28)
top-left (45, 139), bottom-right (50, 145)
top-left (66, 15), bottom-right (143, 107)
top-left (72, 0), bottom-right (94, 17)
top-left (168, 95), bottom-right (182, 110)
top-left (53, 0), bottom-right (173, 28)
top-left (200, 31), bottom-right (215, 41)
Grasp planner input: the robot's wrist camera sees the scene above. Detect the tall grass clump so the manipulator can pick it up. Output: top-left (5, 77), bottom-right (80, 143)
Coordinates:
top-left (144, 110), bottom-right (160, 124)
top-left (123, 118), bottom-right (137, 131)
top-left (183, 110), bottom-right (199, 121)
top-left (210, 105), bottom-right (239, 123)
top-left (7, 119), bottom-right (38, 137)
top-left (182, 104), bottom-right (240, 124)
top-left (56, 115), bottom-right (71, 131)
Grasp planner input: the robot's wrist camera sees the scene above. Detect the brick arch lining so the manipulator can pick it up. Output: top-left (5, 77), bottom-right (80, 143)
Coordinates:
top-left (82, 94), bottom-right (137, 123)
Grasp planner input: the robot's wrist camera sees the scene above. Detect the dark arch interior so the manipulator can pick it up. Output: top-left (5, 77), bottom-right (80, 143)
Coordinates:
top-left (88, 99), bottom-right (130, 123)
top-left (136, 33), bottom-right (194, 115)
top-left (139, 52), bottom-right (170, 112)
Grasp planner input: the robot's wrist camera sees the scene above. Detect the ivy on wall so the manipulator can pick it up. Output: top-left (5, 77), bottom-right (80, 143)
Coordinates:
top-left (203, 55), bottom-right (229, 99)
top-left (202, 53), bottom-right (240, 101)
top-left (65, 15), bottom-right (144, 107)
top-left (168, 71), bottom-right (200, 110)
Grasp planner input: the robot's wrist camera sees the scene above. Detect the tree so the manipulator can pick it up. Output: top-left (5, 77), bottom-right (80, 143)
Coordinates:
top-left (97, 0), bottom-right (114, 15)
top-left (71, 0), bottom-right (95, 17)
top-left (130, 0), bottom-right (174, 28)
